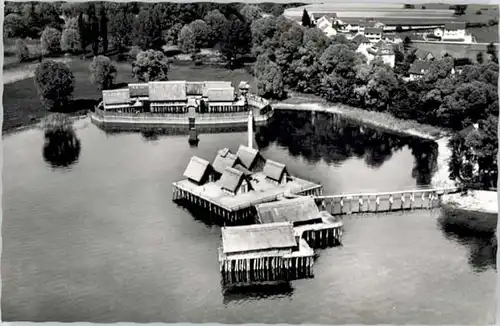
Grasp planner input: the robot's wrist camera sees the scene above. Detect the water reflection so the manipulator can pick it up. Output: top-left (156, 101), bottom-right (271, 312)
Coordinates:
top-left (438, 212), bottom-right (497, 273)
top-left (222, 282), bottom-right (294, 305)
top-left (261, 111), bottom-right (438, 184)
top-left (42, 115), bottom-right (81, 169)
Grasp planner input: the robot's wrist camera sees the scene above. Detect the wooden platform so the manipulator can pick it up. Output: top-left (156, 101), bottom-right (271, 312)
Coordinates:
top-left (172, 172), bottom-right (322, 223)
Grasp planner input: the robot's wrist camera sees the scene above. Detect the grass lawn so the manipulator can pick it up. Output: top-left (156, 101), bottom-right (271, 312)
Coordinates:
top-left (2, 58), bottom-right (256, 132)
top-left (468, 25), bottom-right (499, 43)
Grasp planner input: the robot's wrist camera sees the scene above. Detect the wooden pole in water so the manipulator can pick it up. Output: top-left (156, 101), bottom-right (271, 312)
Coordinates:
top-left (389, 195), bottom-right (393, 211)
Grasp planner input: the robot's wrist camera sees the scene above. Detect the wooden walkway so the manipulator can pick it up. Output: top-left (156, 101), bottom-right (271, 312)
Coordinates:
top-left (310, 187), bottom-right (459, 215)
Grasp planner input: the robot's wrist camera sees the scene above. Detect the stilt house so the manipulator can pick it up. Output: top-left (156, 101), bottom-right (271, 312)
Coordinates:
top-left (218, 167), bottom-right (253, 196)
top-left (149, 81), bottom-right (188, 113)
top-left (255, 197), bottom-right (327, 227)
top-left (236, 145), bottom-right (265, 171)
top-left (183, 156), bottom-right (213, 185)
top-left (263, 159), bottom-right (290, 185)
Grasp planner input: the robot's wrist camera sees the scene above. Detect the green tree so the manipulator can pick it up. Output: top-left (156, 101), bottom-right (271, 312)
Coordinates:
top-left (108, 6), bottom-right (134, 52)
top-left (255, 54), bottom-right (286, 99)
top-left (487, 42), bottom-right (498, 63)
top-left (132, 50), bottom-right (170, 82)
top-left (250, 16), bottom-right (278, 57)
top-left (220, 18), bottom-right (252, 68)
top-left (133, 6), bottom-right (164, 50)
top-left (178, 25), bottom-right (197, 54)
top-left (240, 4), bottom-right (262, 22)
top-left (40, 27), bottom-right (62, 55)
top-left (4, 13), bottom-right (25, 38)
top-left (189, 19), bottom-right (210, 49)
top-left (99, 4), bottom-right (108, 53)
top-left (34, 60), bottom-right (75, 111)
top-left (61, 27), bottom-right (81, 54)
top-left (89, 55), bottom-right (117, 90)
top-left (301, 9), bottom-right (311, 27)
top-left (15, 39), bottom-right (30, 62)
top-left (476, 51), bottom-right (484, 64)
top-left (163, 23), bottom-right (183, 45)
top-left (204, 10), bottom-right (227, 46)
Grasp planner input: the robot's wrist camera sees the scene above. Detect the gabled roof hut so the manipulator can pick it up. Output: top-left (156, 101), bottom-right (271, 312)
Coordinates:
top-left (213, 148), bottom-right (239, 176)
top-left (206, 87), bottom-right (235, 102)
top-left (183, 156), bottom-right (212, 185)
top-left (149, 81), bottom-right (187, 102)
top-left (102, 89), bottom-right (130, 106)
top-left (263, 159), bottom-right (289, 183)
top-left (128, 83), bottom-right (149, 98)
top-left (255, 197), bottom-right (322, 225)
top-left (221, 222), bottom-right (297, 255)
top-left (218, 166), bottom-right (252, 194)
top-left (236, 145), bottom-right (260, 170)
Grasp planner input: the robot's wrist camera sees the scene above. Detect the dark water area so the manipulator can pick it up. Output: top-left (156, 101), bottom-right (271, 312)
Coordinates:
top-left (2, 111), bottom-right (496, 324)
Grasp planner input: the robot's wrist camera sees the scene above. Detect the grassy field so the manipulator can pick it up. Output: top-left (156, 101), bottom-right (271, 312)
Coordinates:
top-left (4, 38), bottom-right (42, 68)
top-left (2, 58), bottom-right (256, 132)
top-left (468, 25), bottom-right (499, 43)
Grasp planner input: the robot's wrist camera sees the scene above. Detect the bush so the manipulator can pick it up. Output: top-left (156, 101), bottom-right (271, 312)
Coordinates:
top-left (127, 46), bottom-right (141, 63)
top-left (4, 13), bottom-right (24, 38)
top-left (15, 39), bottom-right (30, 62)
top-left (60, 28), bottom-right (81, 54)
top-left (89, 55), bottom-right (117, 91)
top-left (40, 27), bottom-right (62, 55)
top-left (132, 50), bottom-right (170, 82)
top-left (476, 10), bottom-right (482, 15)
top-left (34, 60), bottom-right (75, 111)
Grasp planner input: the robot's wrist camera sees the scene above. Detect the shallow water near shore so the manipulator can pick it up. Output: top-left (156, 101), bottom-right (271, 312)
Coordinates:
top-left (2, 111), bottom-right (496, 324)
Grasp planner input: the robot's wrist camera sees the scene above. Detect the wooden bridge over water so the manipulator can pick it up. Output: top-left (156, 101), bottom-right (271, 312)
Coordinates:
top-left (306, 187), bottom-right (460, 216)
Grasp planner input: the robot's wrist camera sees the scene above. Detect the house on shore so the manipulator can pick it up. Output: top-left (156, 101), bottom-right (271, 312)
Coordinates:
top-left (356, 40), bottom-right (396, 68)
top-left (414, 49), bottom-right (435, 61)
top-left (363, 27), bottom-right (384, 42)
top-left (408, 60), bottom-right (433, 81)
top-left (434, 22), bottom-right (473, 43)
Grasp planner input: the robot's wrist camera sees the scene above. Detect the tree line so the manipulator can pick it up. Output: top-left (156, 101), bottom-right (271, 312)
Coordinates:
top-left (249, 15), bottom-right (498, 189)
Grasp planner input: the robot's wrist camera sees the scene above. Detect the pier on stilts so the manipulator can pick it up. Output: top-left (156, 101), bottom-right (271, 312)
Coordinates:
top-left (218, 222), bottom-right (315, 287)
top-left (312, 187), bottom-right (459, 216)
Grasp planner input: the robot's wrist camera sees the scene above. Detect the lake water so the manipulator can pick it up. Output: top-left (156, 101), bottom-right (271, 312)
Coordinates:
top-left (2, 111), bottom-right (496, 324)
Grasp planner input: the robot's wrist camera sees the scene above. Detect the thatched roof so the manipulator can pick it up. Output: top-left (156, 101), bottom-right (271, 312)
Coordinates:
top-left (183, 156), bottom-right (210, 183)
top-left (415, 49), bottom-right (433, 60)
top-left (206, 87), bottom-right (235, 102)
top-left (213, 148), bottom-right (239, 175)
top-left (102, 89), bottom-right (130, 105)
top-left (255, 197), bottom-right (321, 224)
top-left (409, 60), bottom-right (432, 75)
top-left (149, 81), bottom-right (187, 102)
top-left (186, 82), bottom-right (205, 95)
top-left (263, 159), bottom-right (287, 182)
top-left (233, 163), bottom-right (252, 176)
top-left (352, 34), bottom-right (371, 46)
top-left (221, 222), bottom-right (296, 254)
top-left (202, 81), bottom-right (232, 97)
top-left (236, 145), bottom-right (259, 170)
top-left (218, 167), bottom-right (245, 193)
top-left (128, 83), bottom-right (149, 98)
